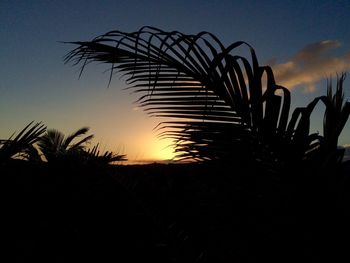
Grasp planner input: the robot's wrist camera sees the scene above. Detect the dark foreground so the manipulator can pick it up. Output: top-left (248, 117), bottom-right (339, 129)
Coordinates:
top-left (3, 160), bottom-right (350, 262)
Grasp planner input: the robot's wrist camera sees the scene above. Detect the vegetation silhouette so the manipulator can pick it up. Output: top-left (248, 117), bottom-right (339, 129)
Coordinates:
top-left (65, 26), bottom-right (349, 175)
top-left (0, 125), bottom-right (126, 166)
top-left (37, 126), bottom-right (94, 163)
top-left (3, 27), bottom-right (350, 262)
top-left (2, 125), bottom-right (134, 262)
top-left (85, 142), bottom-right (127, 166)
top-left (63, 27), bottom-right (350, 262)
top-left (0, 121), bottom-right (46, 163)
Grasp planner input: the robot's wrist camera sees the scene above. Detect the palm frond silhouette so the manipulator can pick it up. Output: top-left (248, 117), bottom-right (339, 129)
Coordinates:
top-left (322, 74), bottom-right (350, 163)
top-left (65, 27), bottom-right (349, 172)
top-left (86, 143), bottom-right (127, 165)
top-left (38, 127), bottom-right (93, 162)
top-left (0, 121), bottom-right (46, 163)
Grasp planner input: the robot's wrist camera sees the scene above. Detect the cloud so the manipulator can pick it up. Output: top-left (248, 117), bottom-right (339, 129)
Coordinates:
top-left (270, 40), bottom-right (350, 93)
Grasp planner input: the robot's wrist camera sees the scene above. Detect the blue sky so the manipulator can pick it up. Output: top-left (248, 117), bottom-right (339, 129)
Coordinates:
top-left (1, 0), bottom-right (350, 162)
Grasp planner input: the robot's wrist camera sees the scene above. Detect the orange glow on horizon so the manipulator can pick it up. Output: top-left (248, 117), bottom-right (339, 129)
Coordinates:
top-left (106, 128), bottom-right (177, 164)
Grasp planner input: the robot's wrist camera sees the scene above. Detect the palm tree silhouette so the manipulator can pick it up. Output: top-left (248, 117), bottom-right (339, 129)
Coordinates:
top-left (37, 127), bottom-right (93, 162)
top-left (65, 27), bottom-right (349, 173)
top-left (0, 121), bottom-right (46, 163)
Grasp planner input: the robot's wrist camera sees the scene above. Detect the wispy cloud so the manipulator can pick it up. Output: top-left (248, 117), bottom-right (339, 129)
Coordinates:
top-left (270, 40), bottom-right (350, 93)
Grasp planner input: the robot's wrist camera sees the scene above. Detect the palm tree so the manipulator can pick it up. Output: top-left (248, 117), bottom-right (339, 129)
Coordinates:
top-left (0, 121), bottom-right (46, 163)
top-left (37, 127), bottom-right (94, 163)
top-left (65, 27), bottom-right (349, 173)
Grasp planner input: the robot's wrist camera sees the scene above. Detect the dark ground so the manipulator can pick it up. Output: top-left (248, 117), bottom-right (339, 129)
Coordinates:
top-left (3, 160), bottom-right (350, 262)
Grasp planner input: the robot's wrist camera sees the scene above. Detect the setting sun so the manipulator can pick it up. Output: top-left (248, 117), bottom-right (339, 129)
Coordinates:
top-left (145, 137), bottom-right (176, 162)
top-left (3, 2), bottom-right (350, 262)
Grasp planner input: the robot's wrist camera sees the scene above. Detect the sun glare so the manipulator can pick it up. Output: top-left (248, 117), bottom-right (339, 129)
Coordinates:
top-left (149, 138), bottom-right (176, 161)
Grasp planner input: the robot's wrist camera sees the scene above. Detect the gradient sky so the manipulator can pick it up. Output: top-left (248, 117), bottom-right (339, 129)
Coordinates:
top-left (1, 0), bottom-right (350, 163)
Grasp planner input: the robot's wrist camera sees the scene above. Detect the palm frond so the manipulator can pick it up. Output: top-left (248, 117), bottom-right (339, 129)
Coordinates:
top-left (86, 143), bottom-right (127, 165)
top-left (38, 127), bottom-right (94, 162)
top-left (0, 121), bottom-right (46, 162)
top-left (324, 73), bottom-right (350, 148)
top-left (65, 27), bottom-right (349, 171)
top-left (321, 73), bottom-right (350, 165)
top-left (68, 134), bottom-right (94, 151)
top-left (37, 129), bottom-right (65, 161)
top-left (63, 126), bottom-right (90, 149)
top-left (65, 27), bottom-right (281, 162)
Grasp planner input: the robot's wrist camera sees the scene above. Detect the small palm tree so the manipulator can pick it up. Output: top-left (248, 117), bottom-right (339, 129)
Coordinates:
top-left (37, 127), bottom-right (93, 163)
top-left (65, 27), bottom-right (349, 173)
top-left (0, 121), bottom-right (46, 163)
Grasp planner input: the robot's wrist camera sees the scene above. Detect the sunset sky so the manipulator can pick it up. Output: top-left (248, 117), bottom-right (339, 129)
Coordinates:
top-left (1, 0), bottom-right (350, 163)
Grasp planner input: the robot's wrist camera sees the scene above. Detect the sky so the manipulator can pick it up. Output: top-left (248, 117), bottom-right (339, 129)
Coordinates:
top-left (1, 0), bottom-right (350, 163)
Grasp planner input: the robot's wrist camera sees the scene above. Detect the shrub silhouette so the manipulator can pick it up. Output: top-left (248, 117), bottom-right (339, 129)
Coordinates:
top-left (65, 27), bottom-right (349, 173)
